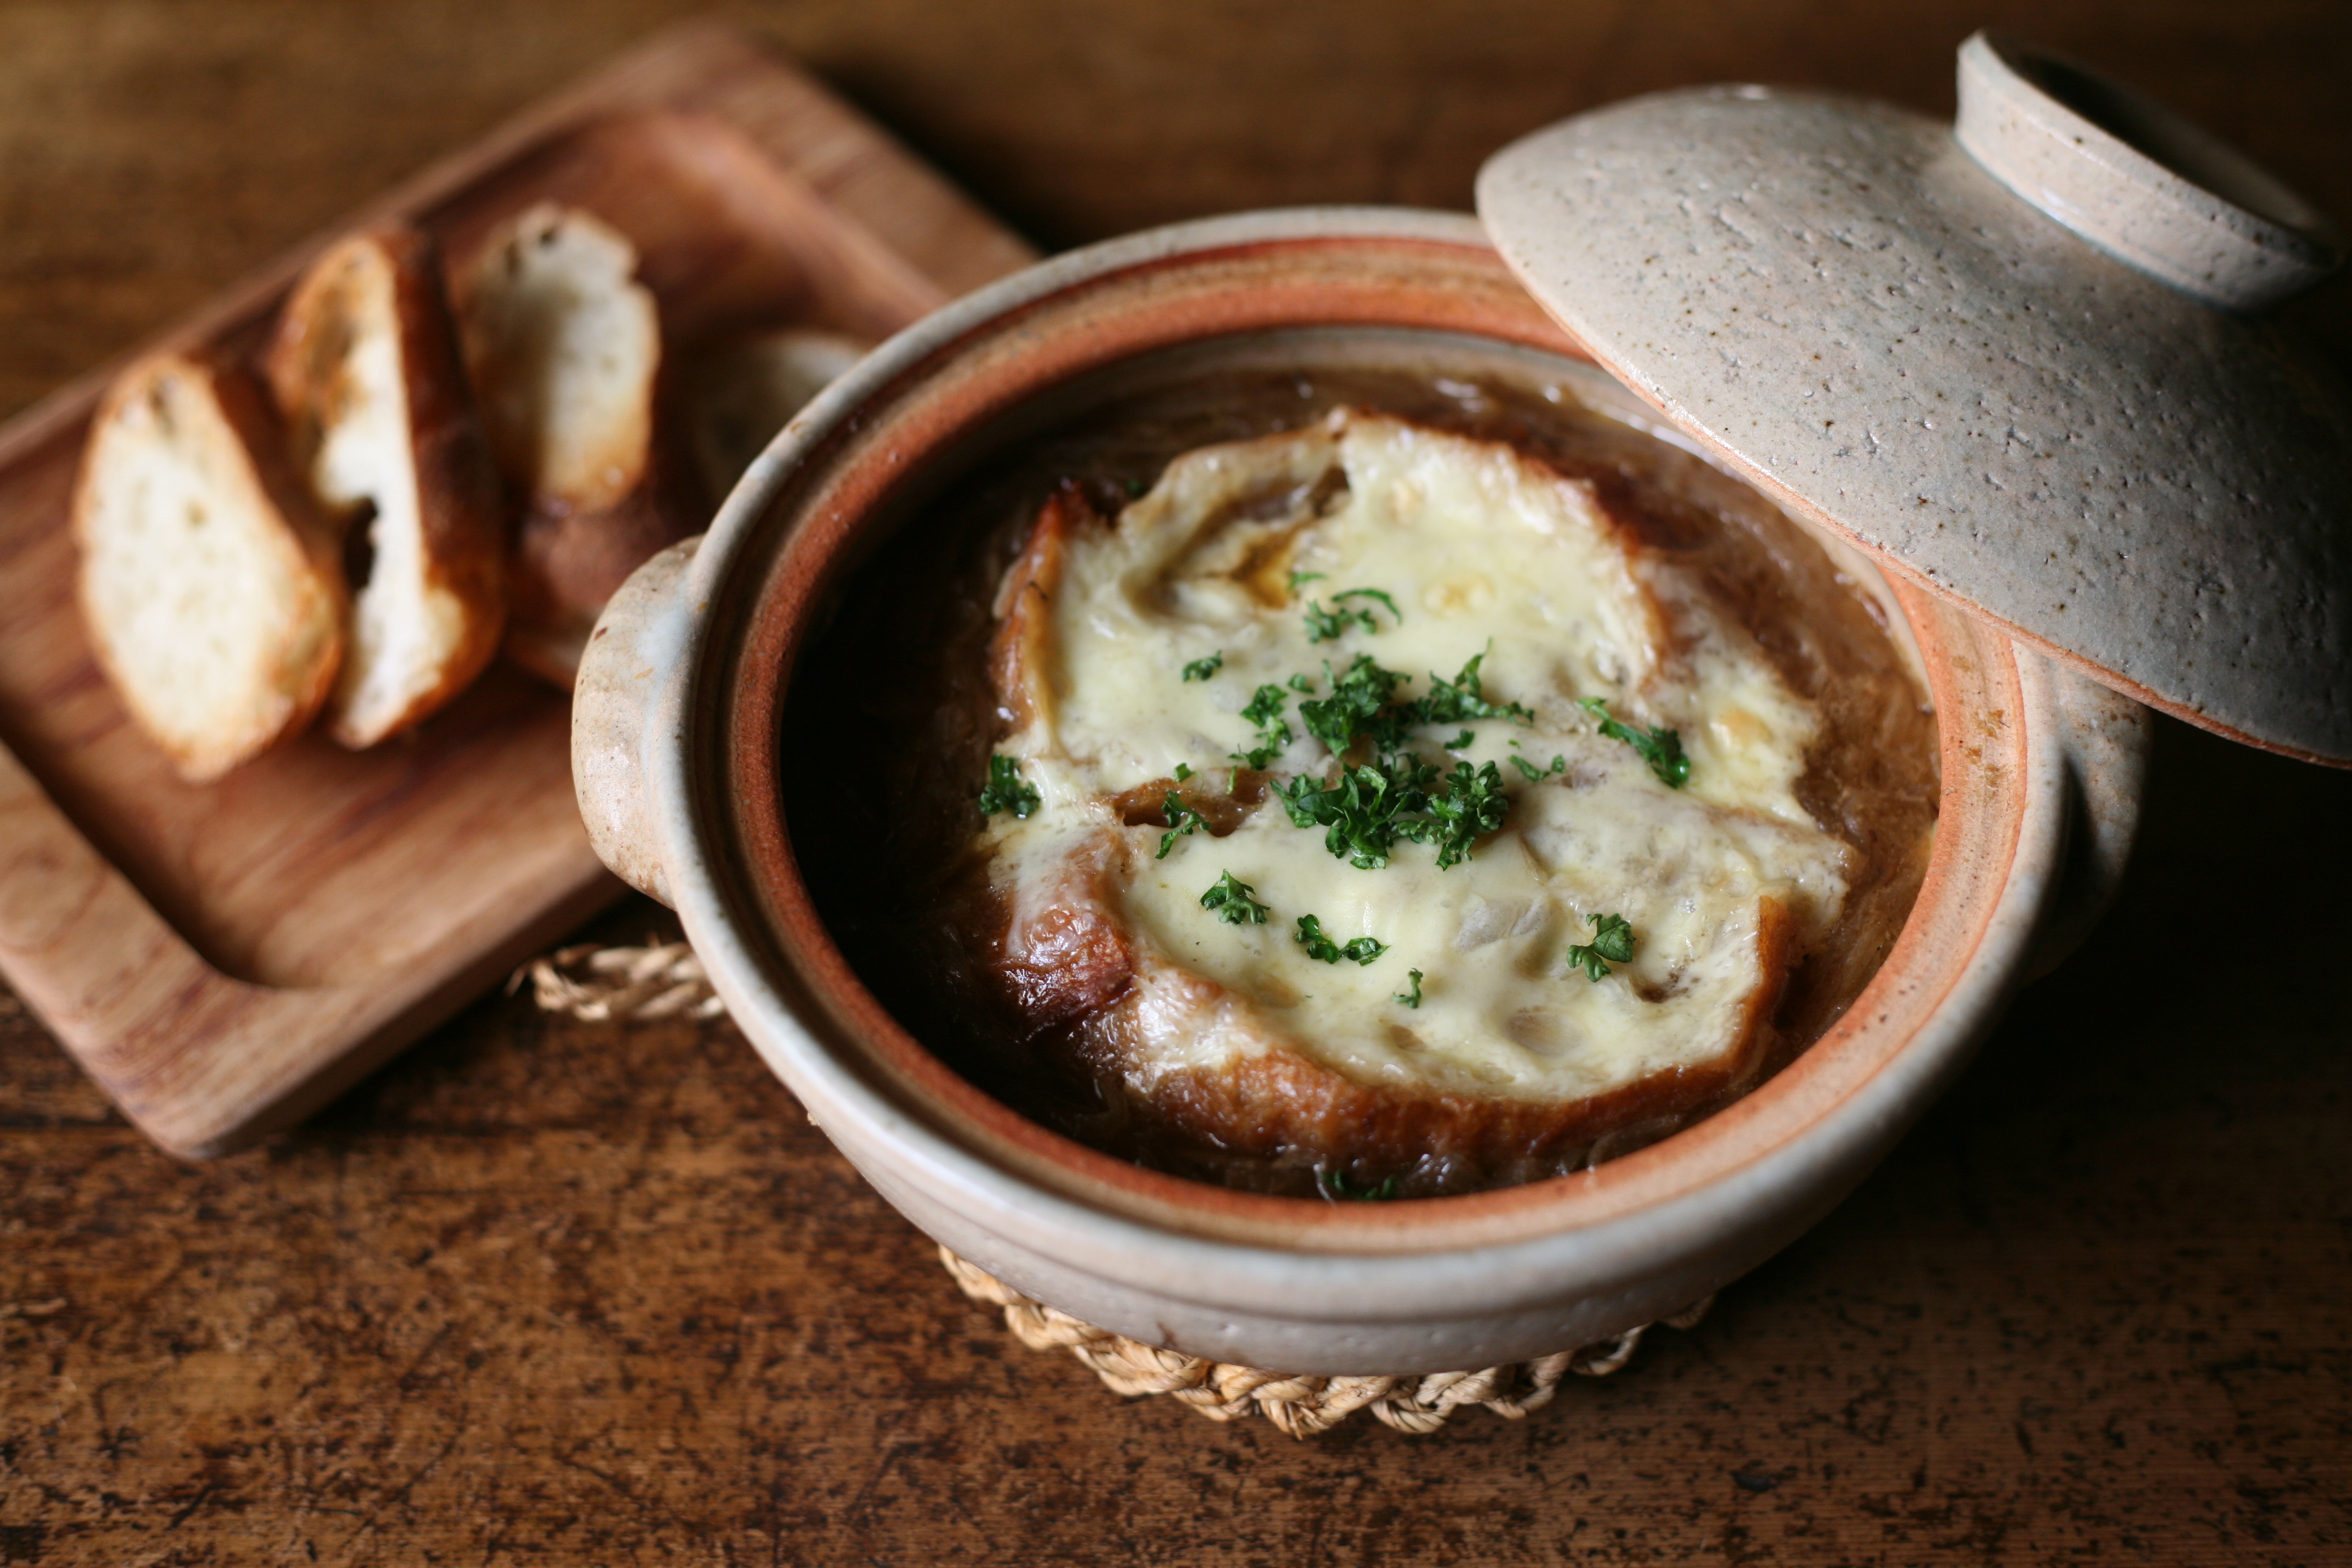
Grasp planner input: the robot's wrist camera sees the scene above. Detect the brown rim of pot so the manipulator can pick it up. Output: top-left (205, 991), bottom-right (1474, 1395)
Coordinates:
top-left (704, 228), bottom-right (2026, 1254)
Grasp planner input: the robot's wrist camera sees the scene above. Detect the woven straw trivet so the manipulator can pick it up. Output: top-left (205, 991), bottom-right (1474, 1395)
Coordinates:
top-left (520, 938), bottom-right (1712, 1434)
top-left (512, 939), bottom-right (727, 1022)
top-left (939, 1247), bottom-right (1710, 1435)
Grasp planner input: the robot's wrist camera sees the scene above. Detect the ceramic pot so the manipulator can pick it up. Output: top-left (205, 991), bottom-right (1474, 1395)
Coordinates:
top-left (569, 204), bottom-right (2152, 1375)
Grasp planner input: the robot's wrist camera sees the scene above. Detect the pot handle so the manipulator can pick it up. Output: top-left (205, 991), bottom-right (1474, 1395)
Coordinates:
top-left (2021, 655), bottom-right (2153, 979)
top-left (571, 536), bottom-right (703, 908)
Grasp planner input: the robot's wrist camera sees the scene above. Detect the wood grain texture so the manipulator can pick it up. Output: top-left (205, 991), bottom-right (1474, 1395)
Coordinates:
top-left (2, 3), bottom-right (2349, 1563)
top-left (0, 25), bottom-right (1032, 1158)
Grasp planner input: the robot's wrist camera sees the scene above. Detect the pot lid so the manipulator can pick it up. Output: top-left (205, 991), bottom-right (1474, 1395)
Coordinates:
top-left (1475, 31), bottom-right (2352, 764)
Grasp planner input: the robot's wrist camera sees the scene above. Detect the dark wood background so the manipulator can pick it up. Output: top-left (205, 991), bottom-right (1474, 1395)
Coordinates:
top-left (4, 3), bottom-right (2349, 1563)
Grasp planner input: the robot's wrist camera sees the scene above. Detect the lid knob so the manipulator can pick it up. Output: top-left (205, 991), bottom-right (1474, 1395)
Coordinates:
top-left (1475, 46), bottom-right (2352, 764)
top-left (1955, 30), bottom-right (2343, 312)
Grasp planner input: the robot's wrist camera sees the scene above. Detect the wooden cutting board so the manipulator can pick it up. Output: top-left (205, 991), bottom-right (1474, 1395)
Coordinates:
top-left (0, 23), bottom-right (1035, 1158)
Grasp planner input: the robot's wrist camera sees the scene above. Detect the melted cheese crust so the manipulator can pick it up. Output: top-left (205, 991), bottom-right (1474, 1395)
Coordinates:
top-left (986, 410), bottom-right (1851, 1112)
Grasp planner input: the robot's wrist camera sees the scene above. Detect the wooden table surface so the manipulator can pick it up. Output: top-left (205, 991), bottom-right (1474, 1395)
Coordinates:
top-left (4, 4), bottom-right (2349, 1564)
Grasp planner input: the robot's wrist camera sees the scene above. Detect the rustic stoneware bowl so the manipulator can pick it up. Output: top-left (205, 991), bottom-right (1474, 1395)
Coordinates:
top-left (570, 35), bottom-right (2350, 1374)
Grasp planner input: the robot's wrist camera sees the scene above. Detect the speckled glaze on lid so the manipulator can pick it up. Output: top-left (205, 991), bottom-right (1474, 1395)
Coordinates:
top-left (1476, 37), bottom-right (2352, 765)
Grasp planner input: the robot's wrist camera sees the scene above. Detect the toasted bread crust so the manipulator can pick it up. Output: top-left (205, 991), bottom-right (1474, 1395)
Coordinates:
top-left (73, 353), bottom-right (348, 782)
top-left (965, 413), bottom-right (1837, 1186)
top-left (381, 229), bottom-right (508, 740)
top-left (1115, 894), bottom-right (1794, 1178)
top-left (267, 225), bottom-right (506, 747)
top-left (988, 484), bottom-right (1085, 737)
top-left (992, 822), bottom-right (1794, 1179)
top-left (997, 831), bottom-right (1137, 1034)
top-left (457, 204), bottom-right (702, 690)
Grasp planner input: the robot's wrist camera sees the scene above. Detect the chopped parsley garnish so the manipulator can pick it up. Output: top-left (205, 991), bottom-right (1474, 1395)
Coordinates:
top-left (1510, 752), bottom-right (1567, 782)
top-left (1173, 762), bottom-right (1194, 781)
top-left (1287, 569), bottom-right (1327, 592)
top-left (1304, 587), bottom-right (1403, 641)
top-left (1295, 652), bottom-right (1531, 759)
top-left (1230, 683), bottom-right (1294, 769)
top-left (1199, 871), bottom-right (1270, 925)
top-left (1297, 654), bottom-right (1403, 752)
top-left (977, 754), bottom-right (1040, 818)
top-left (1242, 683), bottom-right (1287, 727)
top-left (1417, 652), bottom-right (1534, 727)
top-left (1564, 912), bottom-right (1636, 982)
top-left (1416, 760), bottom-right (1510, 870)
top-left (1579, 697), bottom-right (1690, 788)
top-left (1277, 754), bottom-right (1436, 870)
top-left (1303, 599), bottom-right (1370, 642)
top-left (1294, 914), bottom-right (1388, 965)
top-left (1156, 792), bottom-right (1209, 859)
top-left (1319, 1168), bottom-right (1399, 1201)
top-left (1273, 654), bottom-right (1525, 870)
top-left (1331, 587), bottom-right (1402, 625)
top-left (1181, 652), bottom-right (1224, 682)
top-left (1396, 968), bottom-right (1424, 1009)
top-left (1213, 643), bottom-right (1536, 874)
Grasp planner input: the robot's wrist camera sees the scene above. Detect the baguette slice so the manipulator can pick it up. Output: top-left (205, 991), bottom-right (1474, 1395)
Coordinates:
top-left (73, 353), bottom-right (347, 783)
top-left (457, 204), bottom-right (700, 689)
top-left (266, 226), bottom-right (506, 748)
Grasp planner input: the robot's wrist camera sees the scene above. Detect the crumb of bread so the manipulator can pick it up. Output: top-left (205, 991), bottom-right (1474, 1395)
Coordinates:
top-left (458, 202), bottom-right (691, 691)
top-left (459, 203), bottom-right (659, 509)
